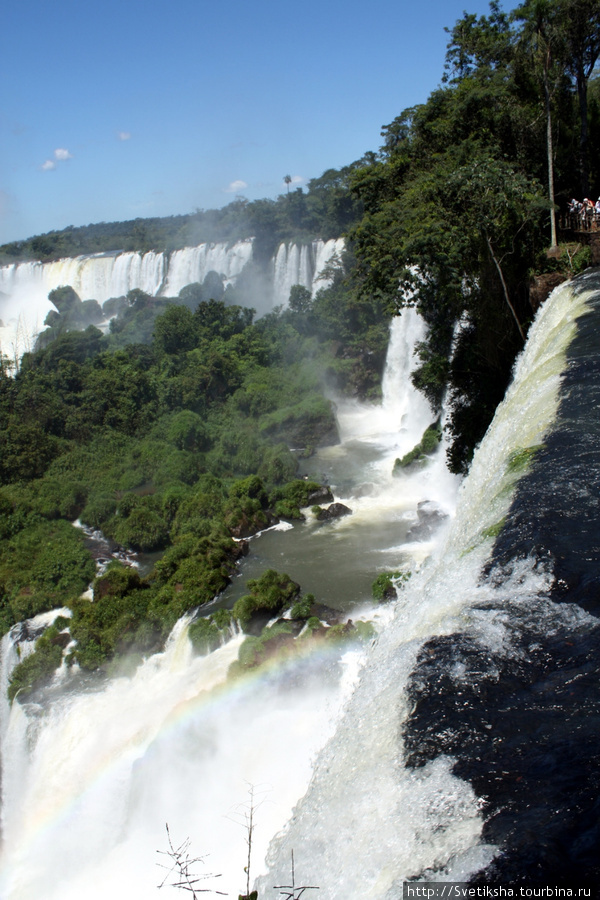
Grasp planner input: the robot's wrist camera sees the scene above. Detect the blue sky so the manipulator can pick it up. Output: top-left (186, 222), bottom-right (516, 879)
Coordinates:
top-left (1, 0), bottom-right (518, 246)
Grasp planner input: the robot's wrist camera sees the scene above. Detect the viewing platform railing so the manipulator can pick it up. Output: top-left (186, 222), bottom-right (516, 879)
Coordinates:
top-left (561, 210), bottom-right (600, 233)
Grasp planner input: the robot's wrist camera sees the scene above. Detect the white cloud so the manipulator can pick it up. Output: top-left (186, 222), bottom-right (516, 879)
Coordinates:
top-left (117, 131), bottom-right (131, 141)
top-left (54, 148), bottom-right (73, 160)
top-left (41, 159), bottom-right (56, 171)
top-left (290, 175), bottom-right (303, 184)
top-left (225, 179), bottom-right (248, 193)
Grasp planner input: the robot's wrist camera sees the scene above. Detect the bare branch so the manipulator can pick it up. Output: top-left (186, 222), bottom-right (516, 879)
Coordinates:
top-left (273, 850), bottom-right (320, 899)
top-left (157, 823), bottom-right (226, 897)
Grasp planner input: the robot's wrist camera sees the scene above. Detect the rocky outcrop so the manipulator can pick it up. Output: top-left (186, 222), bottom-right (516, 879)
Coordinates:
top-left (315, 502), bottom-right (352, 521)
top-left (406, 501), bottom-right (448, 542)
top-left (529, 272), bottom-right (567, 313)
top-left (229, 510), bottom-right (279, 539)
top-left (306, 486), bottom-right (334, 505)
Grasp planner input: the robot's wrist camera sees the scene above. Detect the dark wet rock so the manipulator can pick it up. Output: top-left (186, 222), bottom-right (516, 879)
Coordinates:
top-left (315, 502), bottom-right (352, 521)
top-left (229, 510), bottom-right (279, 539)
top-left (306, 486), bottom-right (334, 505)
top-left (12, 620), bottom-right (46, 644)
top-left (307, 601), bottom-right (343, 625)
top-left (230, 539), bottom-right (250, 559)
top-left (529, 272), bottom-right (567, 313)
top-left (406, 500), bottom-right (448, 541)
top-left (50, 630), bottom-right (72, 649)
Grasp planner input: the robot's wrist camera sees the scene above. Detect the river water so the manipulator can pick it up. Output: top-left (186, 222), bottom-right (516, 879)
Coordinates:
top-left (219, 310), bottom-right (458, 612)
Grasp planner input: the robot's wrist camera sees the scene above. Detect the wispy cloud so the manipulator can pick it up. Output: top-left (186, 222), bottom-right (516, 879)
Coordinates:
top-left (117, 131), bottom-right (131, 141)
top-left (40, 147), bottom-right (73, 171)
top-left (224, 179), bottom-right (248, 193)
top-left (290, 175), bottom-right (304, 185)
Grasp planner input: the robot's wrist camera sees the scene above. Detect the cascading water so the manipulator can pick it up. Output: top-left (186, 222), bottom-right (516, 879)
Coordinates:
top-left (2, 275), bottom-right (597, 900)
top-left (0, 307), bottom-right (442, 900)
top-left (214, 310), bottom-right (459, 612)
top-left (257, 274), bottom-right (600, 893)
top-left (0, 238), bottom-right (344, 357)
top-left (270, 238), bottom-right (345, 307)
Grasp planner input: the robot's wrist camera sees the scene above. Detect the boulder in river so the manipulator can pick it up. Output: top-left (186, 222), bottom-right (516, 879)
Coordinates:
top-left (315, 502), bottom-right (352, 521)
top-left (306, 486), bottom-right (334, 505)
top-left (406, 500), bottom-right (448, 541)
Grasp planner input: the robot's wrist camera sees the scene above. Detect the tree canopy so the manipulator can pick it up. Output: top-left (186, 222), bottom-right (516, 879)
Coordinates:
top-left (348, 0), bottom-right (598, 471)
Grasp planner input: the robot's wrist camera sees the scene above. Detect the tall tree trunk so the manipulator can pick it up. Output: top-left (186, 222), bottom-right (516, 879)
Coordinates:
top-left (577, 70), bottom-right (590, 197)
top-left (543, 47), bottom-right (558, 250)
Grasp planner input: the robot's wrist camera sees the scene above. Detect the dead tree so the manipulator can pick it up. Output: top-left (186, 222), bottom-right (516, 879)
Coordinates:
top-left (157, 823), bottom-right (226, 897)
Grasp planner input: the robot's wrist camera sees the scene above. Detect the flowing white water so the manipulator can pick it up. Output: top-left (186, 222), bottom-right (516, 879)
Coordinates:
top-left (0, 239), bottom-right (344, 356)
top-left (0, 284), bottom-right (584, 899)
top-left (270, 238), bottom-right (345, 307)
top-left (256, 279), bottom-right (591, 896)
top-left (218, 311), bottom-right (460, 613)
top-left (0, 307), bottom-right (432, 900)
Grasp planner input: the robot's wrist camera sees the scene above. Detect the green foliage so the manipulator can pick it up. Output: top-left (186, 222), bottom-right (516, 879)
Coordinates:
top-left (0, 520), bottom-right (95, 628)
top-left (188, 610), bottom-right (233, 655)
top-left (68, 563), bottom-right (156, 670)
top-left (288, 284), bottom-right (312, 314)
top-left (8, 621), bottom-right (68, 702)
top-left (166, 410), bottom-right (210, 451)
top-left (393, 423), bottom-right (442, 472)
top-left (258, 394), bottom-right (337, 448)
top-left (372, 573), bottom-right (396, 601)
top-left (346, 0), bottom-right (595, 470)
top-left (302, 616), bottom-right (324, 636)
top-left (290, 593), bottom-right (315, 620)
top-left (236, 622), bottom-right (294, 670)
top-left (0, 150), bottom-right (398, 689)
top-left (506, 444), bottom-right (543, 473)
top-left (39, 289), bottom-right (103, 345)
top-left (372, 570), bottom-right (411, 602)
top-left (324, 619), bottom-right (376, 645)
top-left (232, 569), bottom-right (300, 633)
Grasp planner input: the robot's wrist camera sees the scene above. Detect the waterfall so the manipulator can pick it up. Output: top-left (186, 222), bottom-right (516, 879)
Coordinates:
top-left (270, 238), bottom-right (344, 308)
top-left (334, 308), bottom-right (433, 446)
top-left (0, 307), bottom-right (433, 900)
top-left (256, 275), bottom-right (600, 893)
top-left (0, 238), bottom-right (344, 355)
top-left (2, 275), bottom-right (597, 898)
top-left (161, 240), bottom-right (254, 297)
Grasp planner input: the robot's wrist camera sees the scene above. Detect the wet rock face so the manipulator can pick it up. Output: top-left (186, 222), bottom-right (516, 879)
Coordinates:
top-left (406, 500), bottom-right (448, 541)
top-left (529, 272), bottom-right (567, 312)
top-left (315, 503), bottom-right (352, 521)
top-left (229, 510), bottom-right (279, 539)
top-left (306, 486), bottom-right (334, 505)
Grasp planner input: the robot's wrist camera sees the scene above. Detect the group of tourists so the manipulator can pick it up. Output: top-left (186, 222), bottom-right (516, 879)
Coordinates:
top-left (566, 197), bottom-right (600, 230)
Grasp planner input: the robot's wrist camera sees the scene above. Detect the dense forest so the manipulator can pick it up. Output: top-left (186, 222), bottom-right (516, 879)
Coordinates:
top-left (349, 0), bottom-right (600, 471)
top-left (1, 0), bottom-right (599, 701)
top-left (0, 269), bottom-right (390, 699)
top-left (0, 162), bottom-right (367, 267)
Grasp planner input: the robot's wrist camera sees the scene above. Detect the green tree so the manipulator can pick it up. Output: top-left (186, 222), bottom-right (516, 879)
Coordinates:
top-left (288, 284), bottom-right (312, 314)
top-left (514, 0), bottom-right (565, 249)
top-left (555, 0), bottom-right (600, 195)
top-left (153, 306), bottom-right (198, 355)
